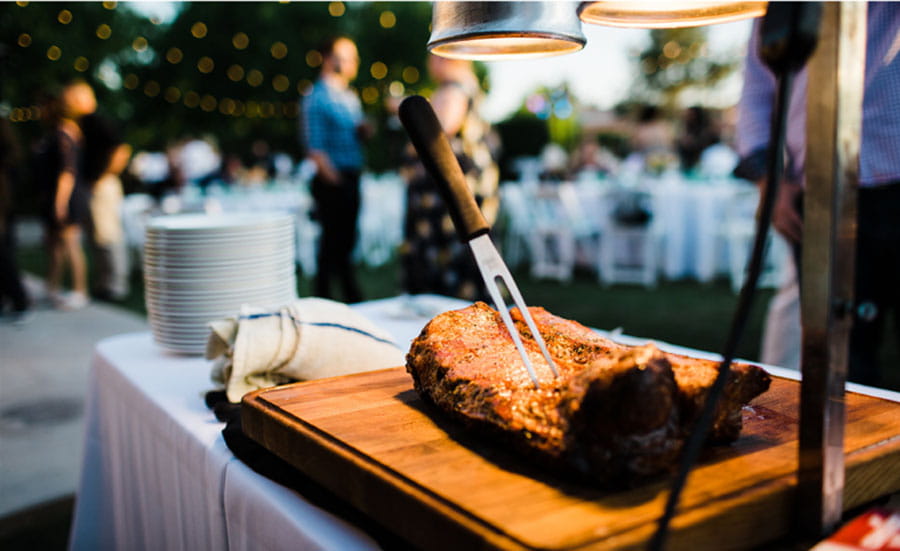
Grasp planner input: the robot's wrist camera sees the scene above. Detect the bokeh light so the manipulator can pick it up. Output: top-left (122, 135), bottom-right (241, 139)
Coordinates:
top-left (191, 22), bottom-right (207, 39)
top-left (17, 33), bottom-right (31, 48)
top-left (74, 56), bottom-right (90, 72)
top-left (328, 2), bottom-right (345, 17)
top-left (166, 47), bottom-right (183, 64)
top-left (57, 9), bottom-right (72, 24)
top-left (96, 24), bottom-right (112, 39)
top-left (305, 50), bottom-right (323, 68)
top-left (132, 37), bottom-right (148, 52)
top-left (270, 42), bottom-right (288, 60)
top-left (232, 32), bottom-right (249, 50)
top-left (361, 86), bottom-right (379, 104)
top-left (123, 73), bottom-right (139, 90)
top-left (197, 56), bottom-right (215, 73)
top-left (144, 80), bottom-right (160, 97)
top-left (46, 45), bottom-right (61, 61)
top-left (183, 91), bottom-right (200, 108)
top-left (272, 74), bottom-right (290, 92)
top-left (402, 66), bottom-right (419, 84)
top-left (379, 11), bottom-right (396, 28)
top-left (247, 69), bottom-right (264, 87)
top-left (227, 64), bottom-right (245, 82)
top-left (164, 87), bottom-right (182, 103)
top-left (200, 95), bottom-right (217, 112)
top-left (370, 61), bottom-right (388, 80)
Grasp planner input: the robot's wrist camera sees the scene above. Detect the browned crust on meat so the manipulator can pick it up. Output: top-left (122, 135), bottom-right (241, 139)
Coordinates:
top-left (406, 302), bottom-right (770, 486)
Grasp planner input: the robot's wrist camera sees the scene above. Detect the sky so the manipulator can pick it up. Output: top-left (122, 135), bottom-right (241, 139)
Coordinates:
top-left (129, 2), bottom-right (755, 123)
top-left (480, 19), bottom-right (754, 122)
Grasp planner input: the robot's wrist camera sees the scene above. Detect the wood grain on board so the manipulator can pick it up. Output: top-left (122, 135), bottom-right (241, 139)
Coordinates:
top-left (243, 367), bottom-right (900, 551)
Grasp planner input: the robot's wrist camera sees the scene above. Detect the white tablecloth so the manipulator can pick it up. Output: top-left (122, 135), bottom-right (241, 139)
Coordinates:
top-left (68, 295), bottom-right (468, 551)
top-left (68, 295), bottom-right (899, 550)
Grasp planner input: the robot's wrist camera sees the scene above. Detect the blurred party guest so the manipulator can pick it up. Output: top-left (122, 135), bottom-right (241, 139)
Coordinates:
top-left (676, 106), bottom-right (719, 172)
top-left (736, 7), bottom-right (900, 386)
top-left (33, 80), bottom-right (96, 310)
top-left (401, 54), bottom-right (499, 301)
top-left (624, 104), bottom-right (676, 175)
top-left (81, 113), bottom-right (132, 301)
top-left (0, 119), bottom-right (31, 322)
top-left (301, 36), bottom-right (369, 302)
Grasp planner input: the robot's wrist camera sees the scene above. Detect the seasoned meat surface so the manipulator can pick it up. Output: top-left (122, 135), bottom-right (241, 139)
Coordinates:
top-left (406, 302), bottom-right (770, 486)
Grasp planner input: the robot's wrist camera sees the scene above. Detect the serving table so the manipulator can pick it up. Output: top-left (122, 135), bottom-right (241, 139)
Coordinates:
top-left (68, 295), bottom-right (899, 550)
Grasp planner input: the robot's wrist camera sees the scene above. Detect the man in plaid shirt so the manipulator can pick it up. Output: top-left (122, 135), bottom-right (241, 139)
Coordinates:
top-left (301, 36), bottom-right (371, 302)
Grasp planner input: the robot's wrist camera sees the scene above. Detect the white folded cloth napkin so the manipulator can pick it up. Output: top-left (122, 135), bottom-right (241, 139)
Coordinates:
top-left (207, 298), bottom-right (406, 403)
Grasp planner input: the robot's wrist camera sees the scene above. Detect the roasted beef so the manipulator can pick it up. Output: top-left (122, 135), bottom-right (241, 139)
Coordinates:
top-left (406, 302), bottom-right (771, 486)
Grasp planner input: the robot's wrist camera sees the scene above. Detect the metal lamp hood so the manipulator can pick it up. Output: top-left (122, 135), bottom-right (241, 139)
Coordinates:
top-left (428, 1), bottom-right (586, 60)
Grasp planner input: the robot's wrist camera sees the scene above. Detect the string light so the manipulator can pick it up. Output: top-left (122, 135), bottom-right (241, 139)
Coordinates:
top-left (379, 11), bottom-right (396, 29)
top-left (246, 101), bottom-right (260, 118)
top-left (132, 37), bottom-right (148, 52)
top-left (402, 66), bottom-right (419, 84)
top-left (232, 32), bottom-right (249, 50)
top-left (361, 86), bottom-right (379, 104)
top-left (197, 56), bottom-right (214, 73)
top-left (164, 86), bottom-right (181, 103)
top-left (183, 91), bottom-right (200, 108)
top-left (191, 22), bottom-right (207, 39)
top-left (270, 41), bottom-right (288, 60)
top-left (200, 95), bottom-right (217, 112)
top-left (123, 73), bottom-right (139, 90)
top-left (389, 81), bottom-right (404, 96)
top-left (15, 1), bottom-right (28, 6)
top-left (219, 98), bottom-right (235, 115)
top-left (47, 46), bottom-right (62, 61)
top-left (663, 41), bottom-right (681, 60)
top-left (102, 1), bottom-right (116, 10)
top-left (57, 9), bottom-right (72, 24)
top-left (328, 2), bottom-right (344, 17)
top-left (96, 24), bottom-right (112, 39)
top-left (272, 74), bottom-right (290, 92)
top-left (232, 100), bottom-right (245, 117)
top-left (144, 80), bottom-right (160, 97)
top-left (369, 61), bottom-right (387, 80)
top-left (17, 33), bottom-right (31, 47)
top-left (227, 64), bottom-right (245, 82)
top-left (74, 56), bottom-right (90, 72)
top-left (247, 69), bottom-right (264, 87)
top-left (305, 50), bottom-right (322, 68)
top-left (166, 47), bottom-right (183, 64)
top-left (297, 79), bottom-right (312, 96)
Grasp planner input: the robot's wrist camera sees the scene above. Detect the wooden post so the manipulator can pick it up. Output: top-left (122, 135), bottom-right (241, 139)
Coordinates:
top-left (798, 1), bottom-right (866, 538)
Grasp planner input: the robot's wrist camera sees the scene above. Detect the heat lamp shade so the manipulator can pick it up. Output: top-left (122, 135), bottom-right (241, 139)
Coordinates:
top-left (428, 1), bottom-right (586, 60)
top-left (578, 1), bottom-right (767, 28)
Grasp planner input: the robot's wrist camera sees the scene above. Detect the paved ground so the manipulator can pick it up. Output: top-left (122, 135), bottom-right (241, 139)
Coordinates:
top-left (0, 274), bottom-right (148, 520)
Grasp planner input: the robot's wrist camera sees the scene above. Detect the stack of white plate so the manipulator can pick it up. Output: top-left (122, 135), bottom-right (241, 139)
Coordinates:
top-left (144, 213), bottom-right (297, 354)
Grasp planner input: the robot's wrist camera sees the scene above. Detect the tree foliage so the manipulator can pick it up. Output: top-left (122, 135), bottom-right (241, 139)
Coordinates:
top-left (632, 28), bottom-right (738, 108)
top-left (2, 2), bottom-right (434, 171)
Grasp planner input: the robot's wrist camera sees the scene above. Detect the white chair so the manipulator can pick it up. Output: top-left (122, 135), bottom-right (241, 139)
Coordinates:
top-left (597, 190), bottom-right (658, 287)
top-left (721, 188), bottom-right (790, 293)
top-left (497, 183), bottom-right (536, 270)
top-left (527, 185), bottom-right (576, 282)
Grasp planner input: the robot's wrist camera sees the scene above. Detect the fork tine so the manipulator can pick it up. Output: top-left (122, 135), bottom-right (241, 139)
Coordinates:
top-left (499, 271), bottom-right (560, 378)
top-left (483, 275), bottom-right (542, 389)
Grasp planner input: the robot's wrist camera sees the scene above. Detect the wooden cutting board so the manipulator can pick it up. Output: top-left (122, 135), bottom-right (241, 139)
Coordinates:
top-left (242, 367), bottom-right (900, 551)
